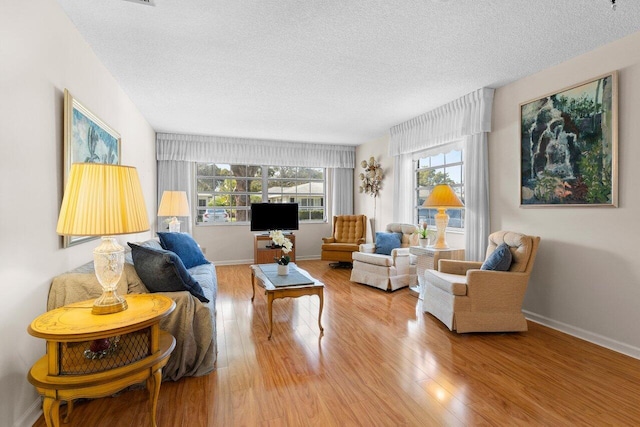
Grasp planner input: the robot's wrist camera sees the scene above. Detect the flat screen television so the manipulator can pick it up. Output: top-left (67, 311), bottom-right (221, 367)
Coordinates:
top-left (250, 203), bottom-right (299, 232)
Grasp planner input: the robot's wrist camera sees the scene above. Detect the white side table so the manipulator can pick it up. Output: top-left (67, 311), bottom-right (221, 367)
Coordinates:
top-left (409, 246), bottom-right (465, 299)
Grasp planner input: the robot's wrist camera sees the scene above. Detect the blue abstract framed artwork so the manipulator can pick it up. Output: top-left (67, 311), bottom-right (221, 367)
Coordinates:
top-left (63, 89), bottom-right (121, 247)
top-left (520, 72), bottom-right (618, 207)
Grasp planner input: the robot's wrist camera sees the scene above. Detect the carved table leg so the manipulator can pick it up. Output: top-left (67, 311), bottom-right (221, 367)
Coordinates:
top-left (267, 291), bottom-right (274, 340)
top-left (42, 397), bottom-right (61, 427)
top-left (251, 270), bottom-right (256, 302)
top-left (317, 289), bottom-right (324, 334)
top-left (147, 368), bottom-right (162, 427)
top-left (63, 399), bottom-right (74, 423)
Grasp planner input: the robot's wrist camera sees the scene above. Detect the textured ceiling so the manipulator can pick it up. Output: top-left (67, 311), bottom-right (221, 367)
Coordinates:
top-left (55, 0), bottom-right (640, 145)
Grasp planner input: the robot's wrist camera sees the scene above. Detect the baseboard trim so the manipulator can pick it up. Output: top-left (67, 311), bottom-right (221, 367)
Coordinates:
top-left (15, 397), bottom-right (41, 427)
top-left (524, 310), bottom-right (640, 360)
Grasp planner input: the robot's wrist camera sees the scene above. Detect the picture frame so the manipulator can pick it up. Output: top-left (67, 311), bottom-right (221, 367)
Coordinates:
top-left (520, 72), bottom-right (618, 207)
top-left (62, 89), bottom-right (121, 247)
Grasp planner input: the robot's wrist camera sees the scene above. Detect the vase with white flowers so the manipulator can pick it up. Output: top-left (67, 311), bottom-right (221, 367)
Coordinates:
top-left (269, 230), bottom-right (293, 275)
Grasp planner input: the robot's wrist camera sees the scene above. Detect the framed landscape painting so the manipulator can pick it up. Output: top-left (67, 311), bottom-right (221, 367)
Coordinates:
top-left (520, 72), bottom-right (618, 207)
top-left (62, 89), bottom-right (121, 247)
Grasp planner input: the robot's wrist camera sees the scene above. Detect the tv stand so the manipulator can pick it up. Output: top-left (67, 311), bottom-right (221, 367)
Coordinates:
top-left (254, 233), bottom-right (296, 264)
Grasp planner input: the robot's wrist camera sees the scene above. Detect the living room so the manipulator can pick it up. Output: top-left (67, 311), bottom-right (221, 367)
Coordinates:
top-left (4, 1), bottom-right (640, 426)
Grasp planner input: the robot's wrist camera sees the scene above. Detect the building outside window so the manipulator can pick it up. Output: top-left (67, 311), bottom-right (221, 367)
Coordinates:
top-left (415, 148), bottom-right (464, 229)
top-left (196, 163), bottom-right (325, 224)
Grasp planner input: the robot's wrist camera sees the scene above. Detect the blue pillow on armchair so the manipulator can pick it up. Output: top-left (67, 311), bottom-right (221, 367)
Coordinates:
top-left (481, 243), bottom-right (513, 271)
top-left (128, 243), bottom-right (209, 303)
top-left (157, 232), bottom-right (209, 269)
top-left (375, 232), bottom-right (403, 256)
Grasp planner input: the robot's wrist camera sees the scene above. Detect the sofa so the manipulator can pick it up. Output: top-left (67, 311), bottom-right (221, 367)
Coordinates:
top-left (350, 223), bottom-right (420, 291)
top-left (48, 237), bottom-right (217, 381)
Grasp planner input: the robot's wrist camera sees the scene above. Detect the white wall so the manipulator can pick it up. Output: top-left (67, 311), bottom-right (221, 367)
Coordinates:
top-left (0, 1), bottom-right (157, 425)
top-left (355, 136), bottom-right (394, 241)
top-left (490, 31), bottom-right (640, 357)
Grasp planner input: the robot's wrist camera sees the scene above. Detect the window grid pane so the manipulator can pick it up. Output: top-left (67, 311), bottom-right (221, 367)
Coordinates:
top-left (196, 163), bottom-right (326, 225)
top-left (415, 149), bottom-right (465, 229)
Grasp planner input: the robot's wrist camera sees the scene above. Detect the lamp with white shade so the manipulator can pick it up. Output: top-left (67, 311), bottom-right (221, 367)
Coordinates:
top-left (56, 163), bottom-right (150, 315)
top-left (157, 190), bottom-right (190, 233)
top-left (422, 184), bottom-right (464, 249)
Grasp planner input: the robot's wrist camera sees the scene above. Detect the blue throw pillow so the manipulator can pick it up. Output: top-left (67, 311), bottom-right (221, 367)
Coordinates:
top-left (128, 243), bottom-right (209, 303)
top-left (157, 232), bottom-right (209, 269)
top-left (481, 243), bottom-right (513, 271)
top-left (375, 232), bottom-right (403, 256)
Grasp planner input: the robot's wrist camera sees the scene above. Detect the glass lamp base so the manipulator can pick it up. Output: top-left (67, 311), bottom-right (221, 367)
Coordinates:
top-left (93, 236), bottom-right (127, 315)
top-left (92, 294), bottom-right (128, 315)
top-left (168, 217), bottom-right (181, 233)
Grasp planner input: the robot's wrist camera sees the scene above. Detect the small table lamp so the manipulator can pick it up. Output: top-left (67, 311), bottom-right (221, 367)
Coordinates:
top-left (423, 184), bottom-right (464, 249)
top-left (157, 190), bottom-right (190, 232)
top-left (56, 163), bottom-right (149, 315)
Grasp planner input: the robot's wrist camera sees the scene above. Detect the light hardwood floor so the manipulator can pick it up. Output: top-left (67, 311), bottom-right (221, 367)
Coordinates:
top-left (34, 260), bottom-right (640, 426)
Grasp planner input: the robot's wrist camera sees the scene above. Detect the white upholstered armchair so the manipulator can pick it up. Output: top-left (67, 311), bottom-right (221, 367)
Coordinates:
top-left (350, 223), bottom-right (419, 291)
top-left (422, 230), bottom-right (540, 333)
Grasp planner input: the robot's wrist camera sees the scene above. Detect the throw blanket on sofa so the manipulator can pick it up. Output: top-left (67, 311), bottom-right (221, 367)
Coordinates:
top-left (48, 261), bottom-right (216, 381)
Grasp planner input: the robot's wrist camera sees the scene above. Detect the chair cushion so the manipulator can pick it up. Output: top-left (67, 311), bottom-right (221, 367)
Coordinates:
top-left (385, 223), bottom-right (420, 247)
top-left (425, 270), bottom-right (468, 296)
top-left (157, 232), bottom-right (210, 269)
top-left (375, 232), bottom-right (402, 255)
top-left (128, 243), bottom-right (209, 303)
top-left (321, 242), bottom-right (360, 252)
top-left (486, 231), bottom-right (532, 272)
top-left (352, 251), bottom-right (393, 267)
top-left (481, 243), bottom-right (512, 271)
top-left (333, 215), bottom-right (366, 243)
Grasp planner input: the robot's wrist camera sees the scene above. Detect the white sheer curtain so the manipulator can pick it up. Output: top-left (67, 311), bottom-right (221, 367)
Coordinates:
top-left (389, 88), bottom-right (494, 156)
top-left (464, 133), bottom-right (490, 261)
top-left (388, 88), bottom-right (494, 260)
top-left (157, 133), bottom-right (355, 168)
top-left (392, 153), bottom-right (413, 224)
top-left (331, 168), bottom-right (354, 217)
top-left (156, 134), bottom-right (356, 227)
top-left (157, 160), bottom-right (195, 234)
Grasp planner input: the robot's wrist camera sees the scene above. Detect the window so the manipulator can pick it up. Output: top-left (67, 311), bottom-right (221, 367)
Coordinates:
top-left (415, 148), bottom-right (464, 230)
top-left (196, 163), bottom-right (325, 224)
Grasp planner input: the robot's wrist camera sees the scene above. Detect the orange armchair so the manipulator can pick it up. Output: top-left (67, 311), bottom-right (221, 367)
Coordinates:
top-left (321, 215), bottom-right (367, 266)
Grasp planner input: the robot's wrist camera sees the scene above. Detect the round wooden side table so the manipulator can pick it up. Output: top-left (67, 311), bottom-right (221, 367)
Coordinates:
top-left (27, 294), bottom-right (176, 427)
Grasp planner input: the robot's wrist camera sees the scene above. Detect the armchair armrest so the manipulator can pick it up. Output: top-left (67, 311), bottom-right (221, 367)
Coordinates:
top-left (322, 237), bottom-right (336, 243)
top-left (392, 247), bottom-right (411, 273)
top-left (439, 260), bottom-right (483, 275)
top-left (359, 243), bottom-right (376, 253)
top-left (390, 247), bottom-right (410, 257)
top-left (465, 270), bottom-right (530, 310)
top-left (356, 238), bottom-right (366, 244)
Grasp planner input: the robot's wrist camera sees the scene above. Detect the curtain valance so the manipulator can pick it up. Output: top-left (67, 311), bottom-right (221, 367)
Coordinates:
top-left (388, 87), bottom-right (494, 156)
top-left (157, 133), bottom-right (356, 168)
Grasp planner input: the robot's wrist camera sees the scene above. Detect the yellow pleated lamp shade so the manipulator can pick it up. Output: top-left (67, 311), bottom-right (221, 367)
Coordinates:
top-left (56, 163), bottom-right (150, 236)
top-left (157, 191), bottom-right (190, 217)
top-left (423, 184), bottom-right (464, 208)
